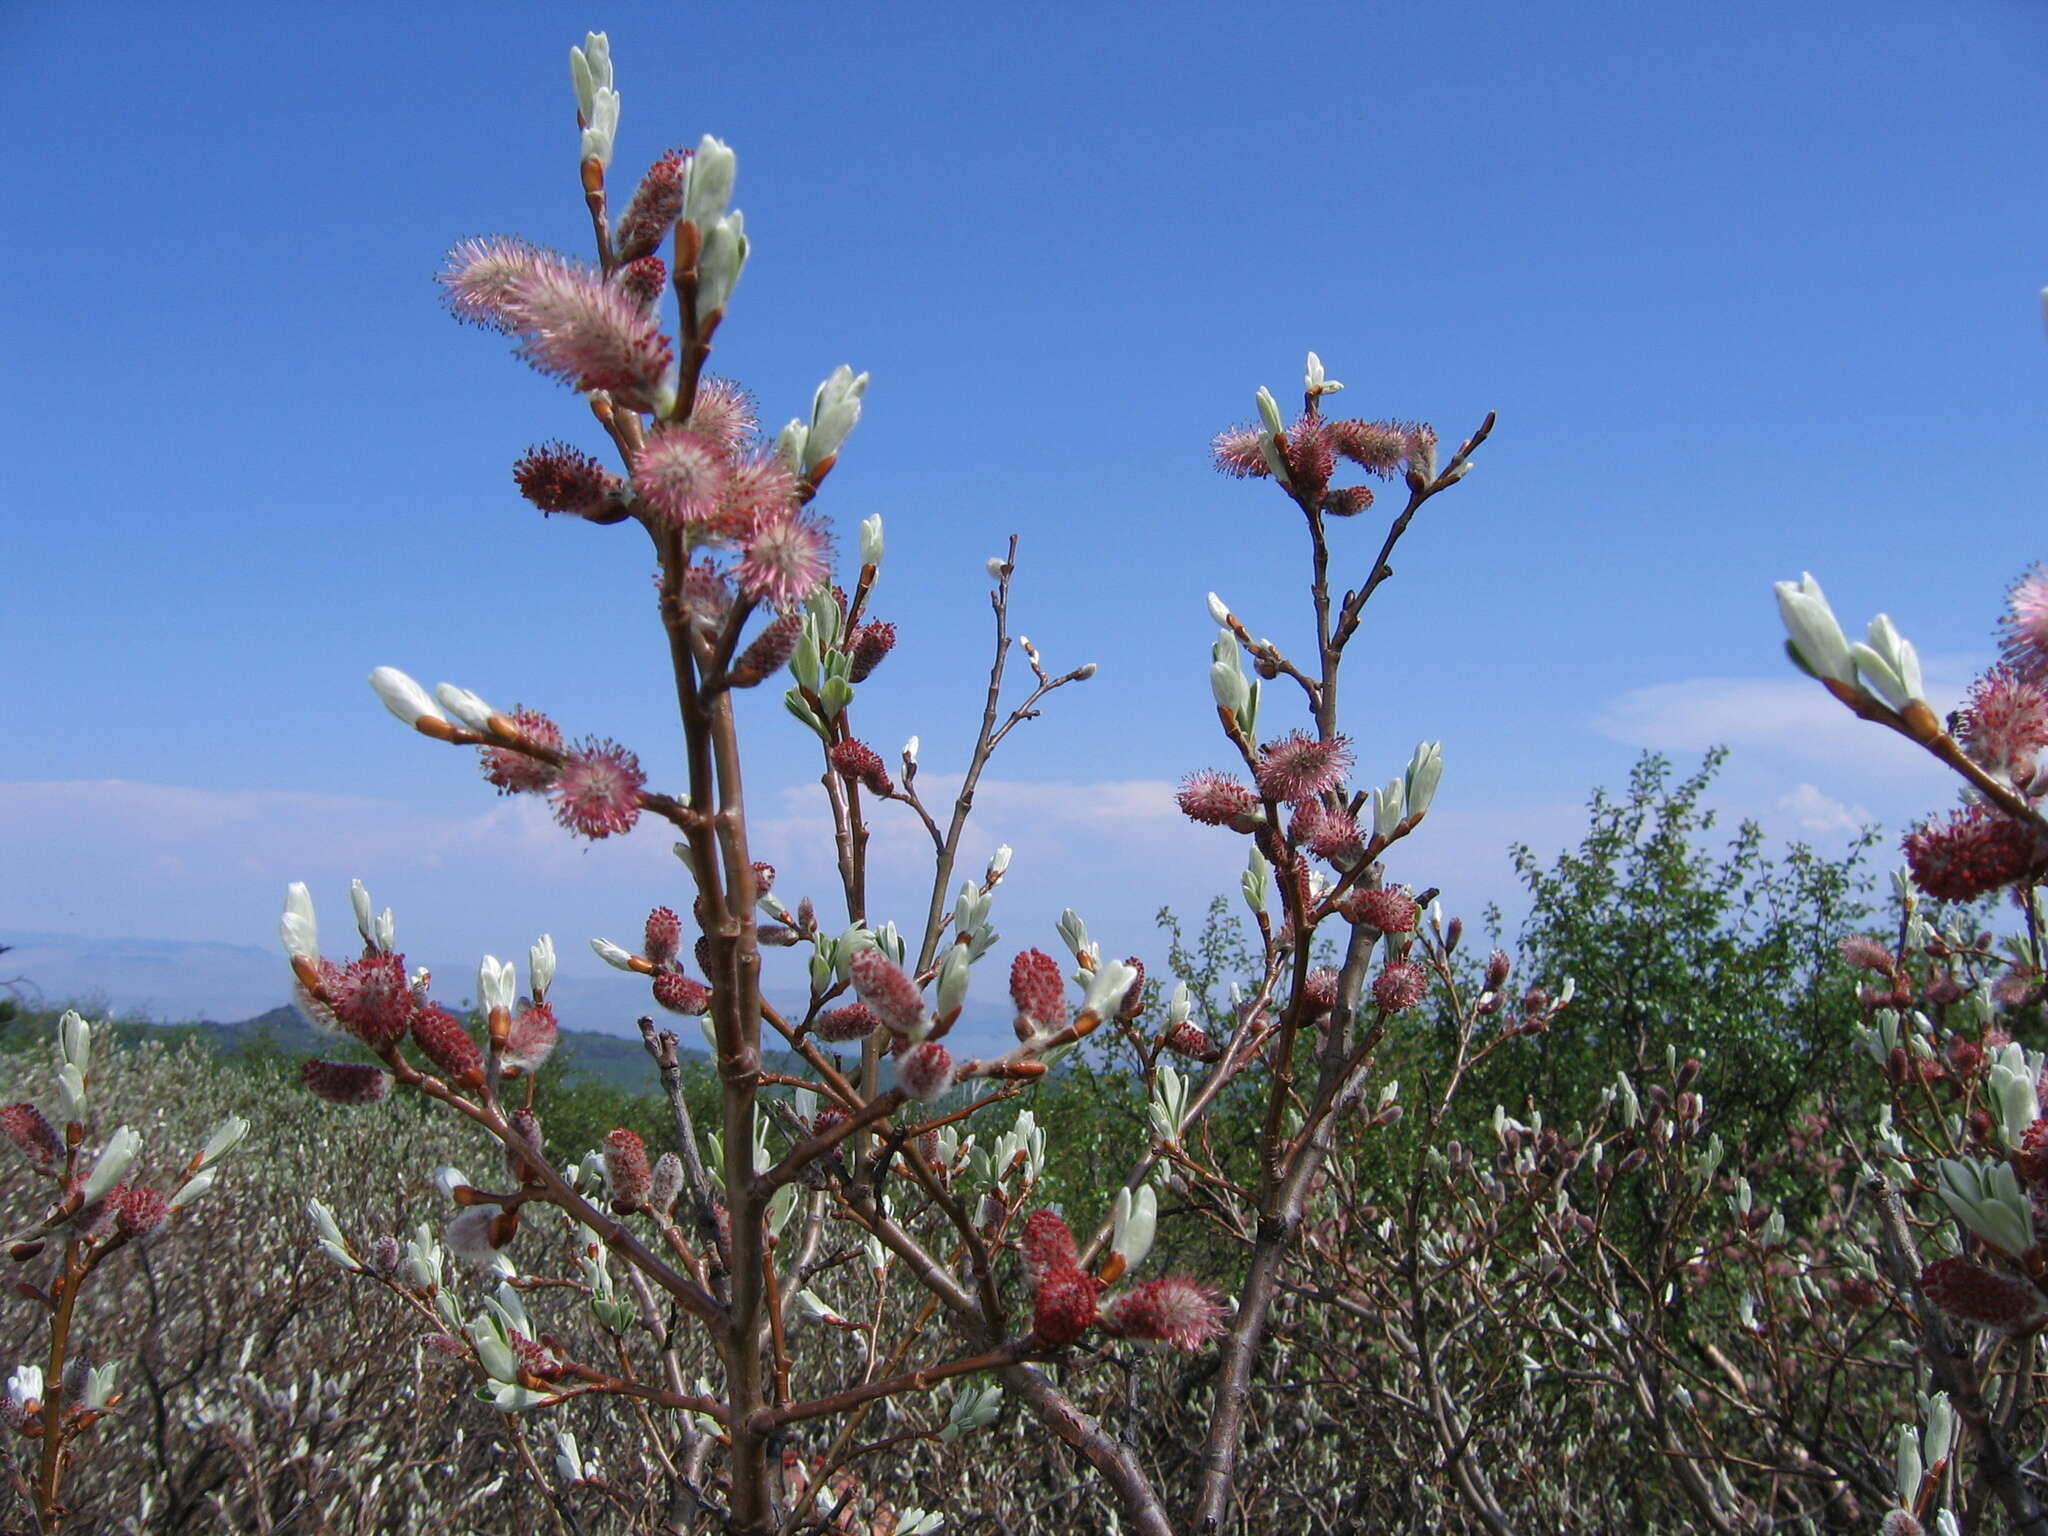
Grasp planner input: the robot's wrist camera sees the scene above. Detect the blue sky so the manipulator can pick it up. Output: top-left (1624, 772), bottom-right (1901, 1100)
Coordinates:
top-left (5, 2), bottom-right (2045, 1038)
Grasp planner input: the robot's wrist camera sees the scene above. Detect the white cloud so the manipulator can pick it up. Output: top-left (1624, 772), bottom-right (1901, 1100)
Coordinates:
top-left (1776, 782), bottom-right (1872, 835)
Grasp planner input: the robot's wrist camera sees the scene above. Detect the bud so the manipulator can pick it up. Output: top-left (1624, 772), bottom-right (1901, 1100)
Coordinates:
top-left (681, 135), bottom-right (737, 231)
top-left (434, 683), bottom-right (499, 733)
top-left (528, 934), bottom-right (556, 998)
top-left (369, 667), bottom-right (446, 730)
top-left (80, 1127), bottom-right (141, 1206)
top-left (1773, 573), bottom-right (1856, 686)
top-left (695, 212), bottom-right (748, 322)
top-left (803, 365), bottom-right (869, 474)
top-left (649, 1151), bottom-right (685, 1216)
top-left (859, 514), bottom-right (885, 566)
top-left (280, 883), bottom-right (320, 961)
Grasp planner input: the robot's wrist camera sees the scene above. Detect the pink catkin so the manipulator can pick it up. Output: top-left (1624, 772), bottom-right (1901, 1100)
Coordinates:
top-left (634, 426), bottom-right (729, 527)
top-left (411, 1007), bottom-right (482, 1083)
top-left (1164, 1021), bottom-right (1223, 1063)
top-left (0, 1104), bottom-right (62, 1165)
top-left (1372, 960), bottom-right (1429, 1014)
top-left (1922, 1256), bottom-right (2048, 1333)
top-left (652, 972), bottom-right (712, 1016)
top-left (1253, 731), bottom-right (1353, 804)
top-left (2000, 566), bottom-right (2048, 685)
top-left (1325, 419), bottom-right (1412, 476)
top-left (502, 1002), bottom-right (559, 1073)
top-left (327, 953), bottom-right (415, 1049)
top-left (1032, 1267), bottom-right (1099, 1345)
top-left (301, 1059), bottom-right (393, 1105)
top-left (115, 1186), bottom-right (170, 1237)
top-left (1903, 806), bottom-right (2042, 903)
top-left (1021, 1210), bottom-right (1079, 1284)
top-left (1104, 1277), bottom-right (1226, 1351)
top-left (438, 236), bottom-right (567, 331)
top-left (550, 738), bottom-right (645, 839)
top-left (645, 906), bottom-right (683, 965)
top-left (735, 508), bottom-right (831, 611)
top-left (1349, 887), bottom-right (1418, 934)
top-left (1177, 771), bottom-right (1259, 828)
top-left (1211, 424), bottom-right (1274, 479)
top-left (897, 1041), bottom-right (955, 1102)
top-left (815, 1003), bottom-right (882, 1043)
top-left (1010, 949), bottom-right (1066, 1033)
top-left (603, 1129), bottom-right (653, 1207)
top-left (614, 148), bottom-right (687, 263)
top-left (850, 947), bottom-right (926, 1035)
top-left (731, 612), bottom-right (802, 686)
top-left (505, 263), bottom-right (674, 411)
top-left (513, 442), bottom-right (622, 516)
top-left (481, 708), bottom-right (563, 795)
top-left (686, 377), bottom-right (759, 455)
top-left (828, 739), bottom-right (893, 797)
top-left (1959, 665), bottom-right (2048, 785)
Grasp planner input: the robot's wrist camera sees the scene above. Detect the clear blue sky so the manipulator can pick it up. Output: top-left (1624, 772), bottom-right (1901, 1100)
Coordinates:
top-left (5, 2), bottom-right (2045, 1034)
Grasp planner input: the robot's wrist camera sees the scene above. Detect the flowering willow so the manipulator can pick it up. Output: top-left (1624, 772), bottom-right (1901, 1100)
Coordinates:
top-left (273, 31), bottom-right (1500, 1536)
top-left (1777, 568), bottom-right (2048, 1535)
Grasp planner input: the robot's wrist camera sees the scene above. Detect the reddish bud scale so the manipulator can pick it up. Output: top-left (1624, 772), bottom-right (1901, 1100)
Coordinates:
top-left (828, 739), bottom-right (893, 797)
top-left (481, 707), bottom-right (563, 795)
top-left (814, 1003), bottom-right (882, 1043)
top-left (1010, 949), bottom-right (1066, 1032)
top-left (653, 972), bottom-right (712, 1016)
top-left (1104, 1277), bottom-right (1226, 1351)
top-left (1032, 1266), bottom-right (1099, 1345)
top-left (849, 948), bottom-right (925, 1035)
top-left (603, 1129), bottom-right (653, 1208)
top-left (0, 1104), bottom-right (62, 1166)
top-left (1921, 1256), bottom-right (2048, 1333)
top-left (847, 621), bottom-right (897, 683)
top-left (645, 906), bottom-right (683, 965)
top-left (411, 1007), bottom-right (482, 1083)
top-left (302, 1059), bottom-right (393, 1105)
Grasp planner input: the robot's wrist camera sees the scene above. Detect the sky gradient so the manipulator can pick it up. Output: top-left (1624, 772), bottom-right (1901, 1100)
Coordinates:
top-left (5, 2), bottom-right (2045, 1041)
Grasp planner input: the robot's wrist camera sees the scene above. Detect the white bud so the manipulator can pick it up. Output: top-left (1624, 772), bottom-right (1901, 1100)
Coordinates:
top-left (904, 736), bottom-right (920, 766)
top-left (860, 514), bottom-right (885, 566)
top-left (280, 883), bottom-right (319, 961)
top-left (776, 419), bottom-right (809, 468)
top-left (477, 956), bottom-right (516, 1013)
top-left (986, 556), bottom-right (1007, 580)
top-left (804, 365), bottom-right (869, 473)
top-left (435, 683), bottom-right (498, 733)
top-left (58, 1010), bottom-right (90, 1075)
top-left (1255, 385), bottom-right (1285, 438)
top-left (1404, 741), bottom-right (1444, 818)
top-left (1207, 592), bottom-right (1233, 626)
top-left (695, 211), bottom-right (748, 322)
top-left (198, 1116), bottom-right (250, 1169)
top-left (369, 666), bottom-right (444, 729)
top-left (80, 1127), bottom-right (141, 1206)
top-left (1772, 573), bottom-right (1856, 686)
top-left (682, 135), bottom-right (737, 230)
top-left (588, 938), bottom-right (635, 973)
top-left (987, 845), bottom-right (1012, 880)
top-left (530, 935), bottom-right (557, 997)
